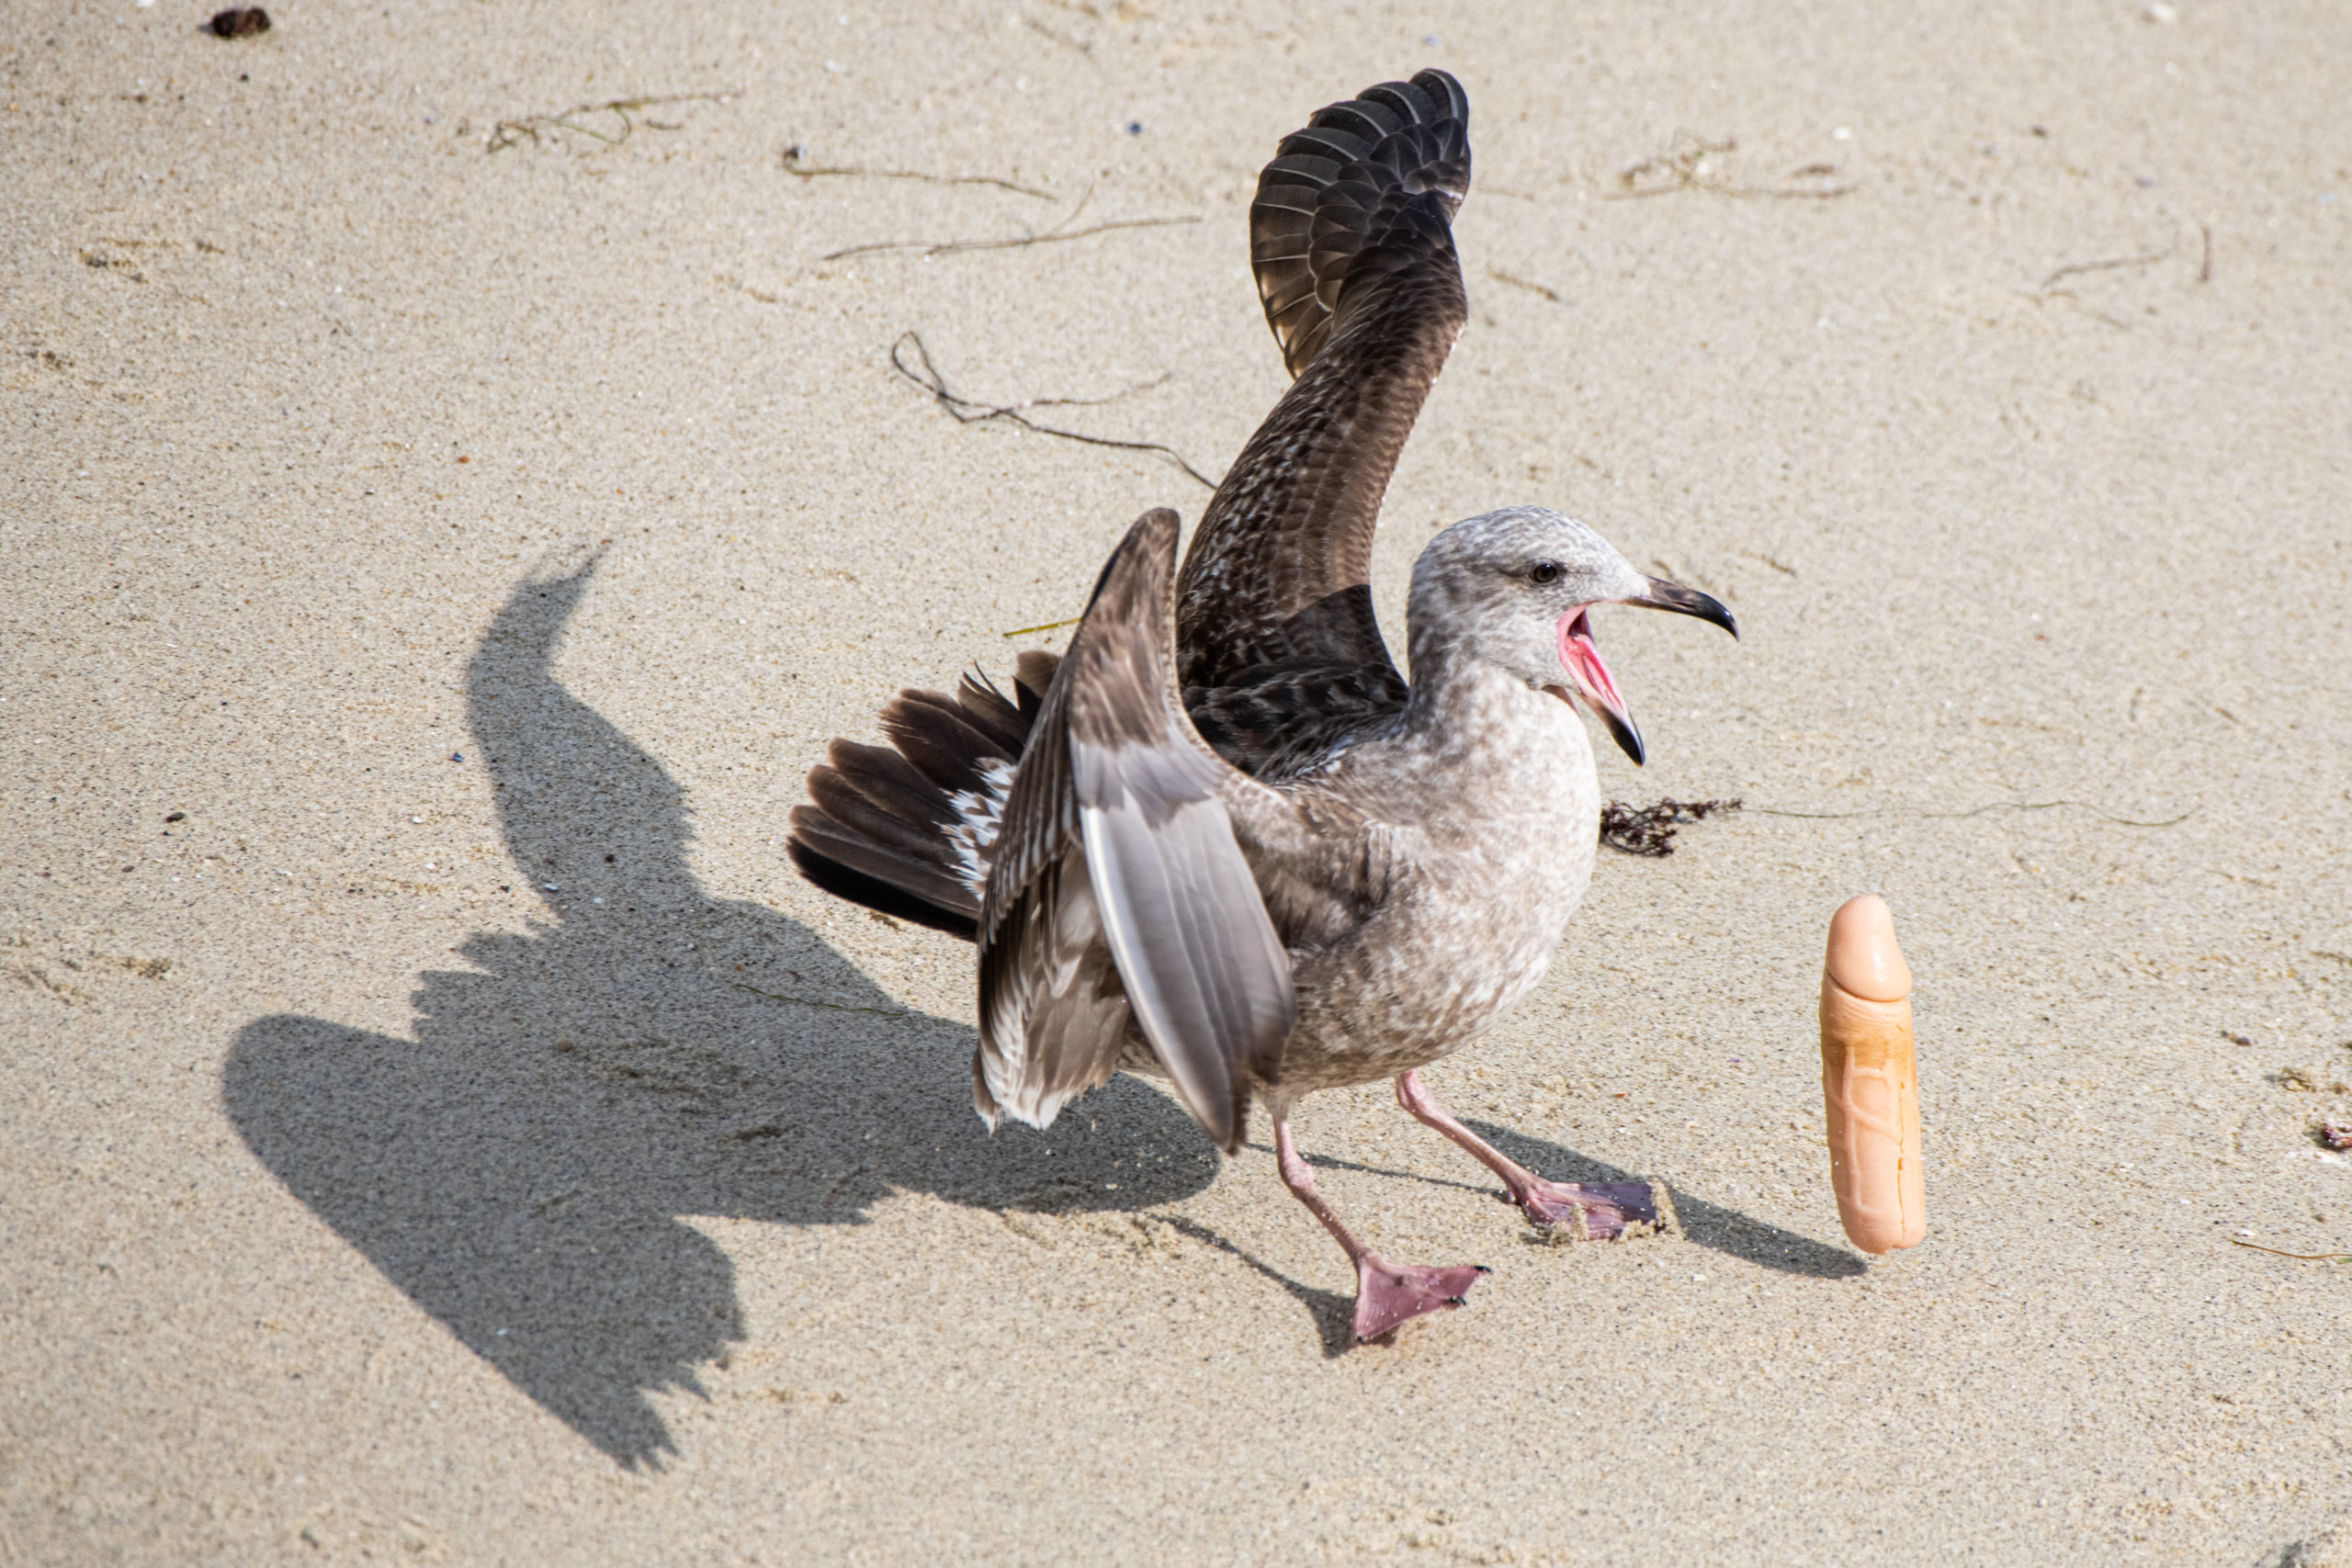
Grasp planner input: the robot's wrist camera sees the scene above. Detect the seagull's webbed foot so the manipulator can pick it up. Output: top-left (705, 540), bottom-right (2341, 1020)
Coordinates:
top-left (1351, 1255), bottom-right (1489, 1342)
top-left (1498, 1177), bottom-right (1657, 1240)
top-left (1395, 1069), bottom-right (1661, 1242)
top-left (1274, 1112), bottom-right (1487, 1343)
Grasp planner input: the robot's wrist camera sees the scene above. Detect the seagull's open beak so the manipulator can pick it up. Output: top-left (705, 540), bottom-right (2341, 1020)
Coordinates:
top-left (1629, 575), bottom-right (1739, 640)
top-left (1550, 579), bottom-right (1737, 767)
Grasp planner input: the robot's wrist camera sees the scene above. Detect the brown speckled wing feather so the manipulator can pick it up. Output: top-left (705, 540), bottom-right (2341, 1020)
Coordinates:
top-left (1176, 68), bottom-right (1471, 773)
top-left (978, 509), bottom-right (1298, 1151)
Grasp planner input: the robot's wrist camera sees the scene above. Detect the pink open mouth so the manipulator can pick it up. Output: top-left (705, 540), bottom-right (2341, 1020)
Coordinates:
top-left (1555, 609), bottom-right (1625, 716)
top-left (1550, 608), bottom-right (1645, 764)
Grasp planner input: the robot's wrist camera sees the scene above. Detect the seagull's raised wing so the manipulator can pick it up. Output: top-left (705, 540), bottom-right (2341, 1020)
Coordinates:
top-left (978, 509), bottom-right (1298, 1152)
top-left (1175, 69), bottom-right (1471, 774)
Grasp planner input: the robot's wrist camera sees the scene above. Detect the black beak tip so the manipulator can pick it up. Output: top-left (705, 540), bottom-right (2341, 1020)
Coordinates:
top-left (1607, 711), bottom-right (1646, 766)
top-left (1688, 590), bottom-right (1738, 641)
top-left (1640, 576), bottom-right (1739, 640)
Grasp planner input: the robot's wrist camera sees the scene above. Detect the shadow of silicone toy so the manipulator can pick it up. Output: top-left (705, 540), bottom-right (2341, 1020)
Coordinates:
top-left (222, 551), bottom-right (1221, 1467)
top-left (1460, 1118), bottom-right (1866, 1279)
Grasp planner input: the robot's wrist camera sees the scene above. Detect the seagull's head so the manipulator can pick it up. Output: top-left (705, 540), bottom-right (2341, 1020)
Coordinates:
top-left (1408, 506), bottom-right (1737, 764)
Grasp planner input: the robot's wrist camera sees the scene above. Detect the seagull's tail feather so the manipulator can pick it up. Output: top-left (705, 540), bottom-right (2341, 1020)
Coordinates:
top-left (786, 660), bottom-right (1060, 940)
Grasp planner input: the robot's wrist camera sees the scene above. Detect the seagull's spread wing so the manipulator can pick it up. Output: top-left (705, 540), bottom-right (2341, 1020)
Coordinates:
top-left (1176, 69), bottom-right (1472, 774)
top-left (978, 509), bottom-right (1299, 1151)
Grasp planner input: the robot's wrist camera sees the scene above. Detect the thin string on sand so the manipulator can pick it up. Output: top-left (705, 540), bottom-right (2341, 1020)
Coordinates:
top-left (1485, 266), bottom-right (1563, 303)
top-left (782, 144), bottom-right (1053, 200)
top-left (1599, 795), bottom-right (2190, 857)
top-left (1753, 799), bottom-right (2195, 828)
top-left (890, 331), bottom-right (1221, 491)
top-left (822, 183), bottom-right (1197, 262)
top-left (1606, 134), bottom-right (1854, 201)
top-left (2230, 1238), bottom-right (2351, 1263)
top-left (2029, 241), bottom-right (2184, 330)
top-left (2040, 249), bottom-right (2170, 292)
top-left (486, 90), bottom-right (739, 152)
top-left (1598, 794), bottom-right (2196, 859)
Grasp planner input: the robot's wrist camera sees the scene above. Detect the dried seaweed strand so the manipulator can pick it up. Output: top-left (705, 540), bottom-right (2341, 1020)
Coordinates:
top-left (1599, 798), bottom-right (1743, 857)
top-left (889, 331), bottom-right (1220, 491)
top-left (783, 144), bottom-right (1052, 199)
top-left (487, 90), bottom-right (736, 153)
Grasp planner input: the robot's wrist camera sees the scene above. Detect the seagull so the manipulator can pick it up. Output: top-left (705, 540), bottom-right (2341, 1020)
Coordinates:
top-left (787, 69), bottom-right (1736, 1341)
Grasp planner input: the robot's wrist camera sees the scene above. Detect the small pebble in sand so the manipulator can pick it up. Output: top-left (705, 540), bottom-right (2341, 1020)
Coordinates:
top-left (2319, 1120), bottom-right (2352, 1151)
top-left (207, 8), bottom-right (270, 38)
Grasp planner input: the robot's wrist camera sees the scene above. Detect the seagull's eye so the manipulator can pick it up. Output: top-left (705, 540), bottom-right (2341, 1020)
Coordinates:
top-left (1529, 560), bottom-right (1562, 585)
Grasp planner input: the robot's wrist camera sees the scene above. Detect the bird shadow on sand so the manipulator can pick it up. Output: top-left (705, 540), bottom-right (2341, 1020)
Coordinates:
top-left (221, 552), bottom-right (1223, 1468)
top-left (223, 550), bottom-right (1854, 1467)
top-left (1153, 1214), bottom-right (1363, 1358)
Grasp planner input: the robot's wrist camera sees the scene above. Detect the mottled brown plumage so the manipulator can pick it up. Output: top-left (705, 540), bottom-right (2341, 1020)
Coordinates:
top-left (1177, 67), bottom-right (1470, 777)
top-left (976, 509), bottom-right (1296, 1150)
top-left (784, 72), bottom-right (1738, 1341)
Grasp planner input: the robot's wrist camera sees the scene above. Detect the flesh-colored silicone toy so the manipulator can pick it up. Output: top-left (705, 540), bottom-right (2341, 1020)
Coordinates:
top-left (1820, 894), bottom-right (1925, 1254)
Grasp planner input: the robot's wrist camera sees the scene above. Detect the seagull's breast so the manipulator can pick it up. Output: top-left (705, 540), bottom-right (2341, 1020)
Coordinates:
top-left (1278, 688), bottom-right (1601, 1088)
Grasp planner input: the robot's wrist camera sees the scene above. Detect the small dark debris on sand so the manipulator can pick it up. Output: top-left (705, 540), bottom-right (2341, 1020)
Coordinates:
top-left (208, 8), bottom-right (271, 38)
top-left (1599, 798), bottom-right (1742, 857)
top-left (2317, 1119), bottom-right (2352, 1151)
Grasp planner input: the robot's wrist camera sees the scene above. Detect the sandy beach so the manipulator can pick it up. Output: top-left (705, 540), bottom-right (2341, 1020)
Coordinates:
top-left (5, 0), bottom-right (2349, 1561)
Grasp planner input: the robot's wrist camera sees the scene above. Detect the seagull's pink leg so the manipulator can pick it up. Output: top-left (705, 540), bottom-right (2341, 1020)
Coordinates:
top-left (1273, 1114), bottom-right (1487, 1342)
top-left (1394, 1069), bottom-right (1657, 1240)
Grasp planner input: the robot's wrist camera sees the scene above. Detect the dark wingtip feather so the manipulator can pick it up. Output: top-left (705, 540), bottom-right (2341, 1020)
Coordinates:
top-left (1412, 67), bottom-right (1469, 122)
top-left (786, 836), bottom-right (979, 941)
top-left (828, 739), bottom-right (960, 829)
top-left (883, 688), bottom-right (1012, 795)
top-left (789, 655), bottom-right (1062, 941)
top-left (788, 805), bottom-right (979, 919)
top-left (956, 671), bottom-right (1029, 754)
top-left (1013, 650), bottom-right (1060, 719)
top-left (807, 765), bottom-right (963, 868)
top-left (1248, 69), bottom-right (1473, 378)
